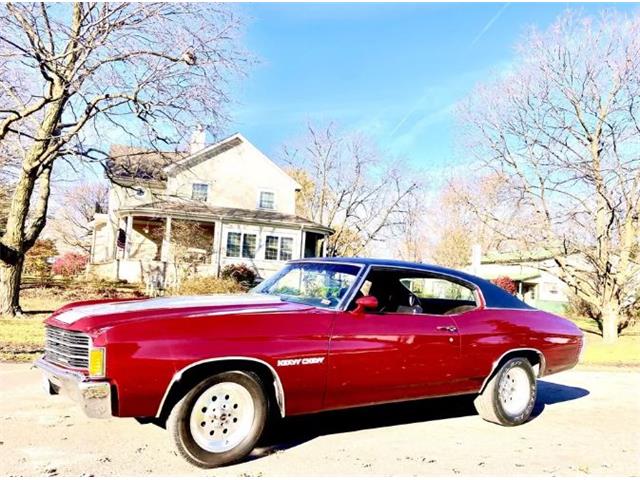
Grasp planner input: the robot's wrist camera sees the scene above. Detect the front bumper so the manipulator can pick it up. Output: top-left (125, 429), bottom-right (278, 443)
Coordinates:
top-left (35, 357), bottom-right (112, 419)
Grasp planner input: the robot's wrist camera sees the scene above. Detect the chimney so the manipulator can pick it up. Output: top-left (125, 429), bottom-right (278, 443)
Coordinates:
top-left (189, 124), bottom-right (206, 154)
top-left (471, 243), bottom-right (482, 274)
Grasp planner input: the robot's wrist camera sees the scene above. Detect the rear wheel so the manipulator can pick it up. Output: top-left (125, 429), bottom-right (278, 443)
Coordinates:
top-left (474, 357), bottom-right (536, 426)
top-left (167, 371), bottom-right (268, 468)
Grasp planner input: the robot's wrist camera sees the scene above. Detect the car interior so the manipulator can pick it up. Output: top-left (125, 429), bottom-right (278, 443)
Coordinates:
top-left (349, 267), bottom-right (478, 315)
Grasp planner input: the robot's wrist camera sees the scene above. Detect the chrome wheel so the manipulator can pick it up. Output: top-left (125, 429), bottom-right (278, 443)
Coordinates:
top-left (498, 365), bottom-right (531, 416)
top-left (189, 381), bottom-right (255, 453)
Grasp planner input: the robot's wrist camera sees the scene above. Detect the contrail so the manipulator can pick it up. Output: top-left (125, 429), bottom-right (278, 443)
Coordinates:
top-left (471, 3), bottom-right (510, 46)
top-left (389, 91), bottom-right (428, 137)
top-left (390, 3), bottom-right (510, 138)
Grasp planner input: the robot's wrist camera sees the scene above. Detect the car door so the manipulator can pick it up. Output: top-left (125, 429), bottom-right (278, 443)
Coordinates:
top-left (324, 269), bottom-right (467, 410)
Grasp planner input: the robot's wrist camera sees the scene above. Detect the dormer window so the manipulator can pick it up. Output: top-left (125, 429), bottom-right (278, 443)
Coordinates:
top-left (258, 190), bottom-right (275, 210)
top-left (192, 183), bottom-right (208, 202)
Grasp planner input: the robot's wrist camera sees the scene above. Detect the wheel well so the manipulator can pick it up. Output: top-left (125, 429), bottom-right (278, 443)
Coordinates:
top-left (479, 348), bottom-right (545, 393)
top-left (155, 359), bottom-right (284, 425)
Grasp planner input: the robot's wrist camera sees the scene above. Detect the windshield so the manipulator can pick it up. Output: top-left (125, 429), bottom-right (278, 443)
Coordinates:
top-left (252, 262), bottom-right (362, 309)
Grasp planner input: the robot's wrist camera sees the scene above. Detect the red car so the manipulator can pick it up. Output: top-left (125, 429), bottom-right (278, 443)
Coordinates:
top-left (37, 258), bottom-right (583, 468)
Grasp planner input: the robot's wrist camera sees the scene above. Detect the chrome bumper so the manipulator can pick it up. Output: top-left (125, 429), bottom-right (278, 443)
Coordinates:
top-left (35, 357), bottom-right (112, 419)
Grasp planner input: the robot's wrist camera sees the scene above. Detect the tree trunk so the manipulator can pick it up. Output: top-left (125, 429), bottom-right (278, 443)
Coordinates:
top-left (0, 255), bottom-right (24, 316)
top-left (601, 304), bottom-right (620, 344)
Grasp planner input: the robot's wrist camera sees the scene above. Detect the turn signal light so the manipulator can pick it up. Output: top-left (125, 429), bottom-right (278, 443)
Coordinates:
top-left (88, 347), bottom-right (106, 378)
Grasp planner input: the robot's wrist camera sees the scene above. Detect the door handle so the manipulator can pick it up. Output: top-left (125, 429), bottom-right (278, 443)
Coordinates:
top-left (436, 325), bottom-right (458, 333)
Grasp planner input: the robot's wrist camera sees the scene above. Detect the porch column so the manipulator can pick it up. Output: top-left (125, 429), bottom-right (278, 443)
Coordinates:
top-left (123, 215), bottom-right (133, 259)
top-left (90, 221), bottom-right (97, 263)
top-left (322, 235), bottom-right (328, 257)
top-left (215, 220), bottom-right (224, 276)
top-left (161, 216), bottom-right (172, 261)
top-left (298, 228), bottom-right (305, 259)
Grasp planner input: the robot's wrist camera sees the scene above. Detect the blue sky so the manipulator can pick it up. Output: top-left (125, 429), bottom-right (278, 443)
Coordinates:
top-left (227, 2), bottom-right (636, 173)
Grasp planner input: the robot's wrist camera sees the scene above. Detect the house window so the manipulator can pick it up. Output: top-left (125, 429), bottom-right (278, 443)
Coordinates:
top-left (280, 237), bottom-right (293, 261)
top-left (226, 232), bottom-right (256, 259)
top-left (259, 191), bottom-right (275, 210)
top-left (192, 183), bottom-right (208, 202)
top-left (242, 234), bottom-right (257, 259)
top-left (265, 235), bottom-right (294, 261)
top-left (265, 235), bottom-right (279, 260)
top-left (226, 232), bottom-right (241, 257)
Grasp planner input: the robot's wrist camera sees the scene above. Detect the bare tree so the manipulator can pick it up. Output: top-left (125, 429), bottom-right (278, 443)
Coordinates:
top-left (393, 192), bottom-right (429, 263)
top-left (0, 3), bottom-right (246, 315)
top-left (459, 11), bottom-right (640, 342)
top-left (428, 173), bottom-right (534, 267)
top-left (50, 182), bottom-right (108, 253)
top-left (283, 123), bottom-right (422, 256)
top-left (169, 220), bottom-right (214, 287)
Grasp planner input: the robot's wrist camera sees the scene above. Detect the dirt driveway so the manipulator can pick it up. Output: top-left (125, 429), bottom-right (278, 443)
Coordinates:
top-left (1, 363), bottom-right (638, 476)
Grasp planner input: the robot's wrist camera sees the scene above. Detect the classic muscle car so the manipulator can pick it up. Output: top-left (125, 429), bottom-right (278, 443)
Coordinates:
top-left (36, 258), bottom-right (583, 467)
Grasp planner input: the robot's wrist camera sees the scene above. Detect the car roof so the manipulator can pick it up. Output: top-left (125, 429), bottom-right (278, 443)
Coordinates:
top-left (291, 257), bottom-right (534, 310)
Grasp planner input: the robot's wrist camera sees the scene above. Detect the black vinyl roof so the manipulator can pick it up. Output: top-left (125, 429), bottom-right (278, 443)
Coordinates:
top-left (293, 257), bottom-right (534, 310)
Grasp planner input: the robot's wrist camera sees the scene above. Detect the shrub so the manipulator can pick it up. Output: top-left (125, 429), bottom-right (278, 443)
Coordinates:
top-left (51, 253), bottom-right (89, 277)
top-left (167, 276), bottom-right (245, 296)
top-left (491, 276), bottom-right (517, 295)
top-left (221, 263), bottom-right (257, 287)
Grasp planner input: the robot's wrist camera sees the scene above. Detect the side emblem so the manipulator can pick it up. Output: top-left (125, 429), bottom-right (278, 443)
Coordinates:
top-left (277, 356), bottom-right (325, 367)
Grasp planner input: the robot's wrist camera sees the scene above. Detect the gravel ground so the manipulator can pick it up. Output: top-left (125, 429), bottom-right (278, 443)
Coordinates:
top-left (1, 363), bottom-right (639, 476)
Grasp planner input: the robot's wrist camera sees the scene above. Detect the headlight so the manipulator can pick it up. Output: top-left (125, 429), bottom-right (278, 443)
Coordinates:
top-left (88, 347), bottom-right (106, 378)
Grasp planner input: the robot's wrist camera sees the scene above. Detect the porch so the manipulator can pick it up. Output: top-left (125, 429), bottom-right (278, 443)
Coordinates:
top-left (89, 201), bottom-right (332, 286)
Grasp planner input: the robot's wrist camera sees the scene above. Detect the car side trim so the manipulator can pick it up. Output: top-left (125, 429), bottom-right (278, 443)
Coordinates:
top-left (155, 356), bottom-right (286, 418)
top-left (479, 347), bottom-right (547, 393)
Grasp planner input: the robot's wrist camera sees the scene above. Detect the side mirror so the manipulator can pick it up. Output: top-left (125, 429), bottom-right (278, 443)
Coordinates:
top-left (352, 295), bottom-right (378, 314)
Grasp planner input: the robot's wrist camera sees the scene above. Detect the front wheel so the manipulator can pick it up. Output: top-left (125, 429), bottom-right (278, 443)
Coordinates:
top-left (474, 357), bottom-right (537, 426)
top-left (167, 371), bottom-right (268, 468)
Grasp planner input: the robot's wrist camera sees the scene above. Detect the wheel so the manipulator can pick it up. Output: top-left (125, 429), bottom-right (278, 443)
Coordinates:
top-left (474, 357), bottom-right (537, 426)
top-left (167, 371), bottom-right (268, 468)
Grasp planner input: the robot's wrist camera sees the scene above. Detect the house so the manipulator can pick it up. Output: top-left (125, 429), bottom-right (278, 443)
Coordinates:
top-left (465, 246), bottom-right (570, 313)
top-left (89, 130), bottom-right (333, 286)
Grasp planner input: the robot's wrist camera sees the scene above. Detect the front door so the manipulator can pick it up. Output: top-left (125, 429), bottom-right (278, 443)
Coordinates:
top-left (325, 310), bottom-right (461, 409)
top-left (324, 267), bottom-right (468, 410)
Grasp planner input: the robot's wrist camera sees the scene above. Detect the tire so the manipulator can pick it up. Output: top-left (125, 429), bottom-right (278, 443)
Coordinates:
top-left (474, 357), bottom-right (537, 426)
top-left (167, 371), bottom-right (268, 468)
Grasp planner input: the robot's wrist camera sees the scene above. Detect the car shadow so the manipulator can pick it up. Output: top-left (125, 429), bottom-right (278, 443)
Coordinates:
top-left (249, 380), bottom-right (589, 461)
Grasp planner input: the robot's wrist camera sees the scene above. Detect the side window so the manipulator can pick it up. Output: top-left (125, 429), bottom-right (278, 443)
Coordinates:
top-left (401, 277), bottom-right (475, 302)
top-left (350, 268), bottom-right (478, 315)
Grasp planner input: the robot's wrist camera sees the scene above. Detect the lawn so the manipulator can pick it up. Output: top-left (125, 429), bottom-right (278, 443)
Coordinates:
top-left (1, 290), bottom-right (638, 366)
top-left (0, 295), bottom-right (67, 362)
top-left (570, 315), bottom-right (640, 367)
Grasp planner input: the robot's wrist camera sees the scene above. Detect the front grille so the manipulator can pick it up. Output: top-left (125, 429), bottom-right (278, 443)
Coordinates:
top-left (44, 326), bottom-right (90, 369)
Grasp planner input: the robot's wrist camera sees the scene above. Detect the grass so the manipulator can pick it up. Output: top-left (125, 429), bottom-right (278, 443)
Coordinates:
top-left (568, 315), bottom-right (640, 367)
top-left (0, 296), bottom-right (67, 362)
top-left (1, 290), bottom-right (639, 367)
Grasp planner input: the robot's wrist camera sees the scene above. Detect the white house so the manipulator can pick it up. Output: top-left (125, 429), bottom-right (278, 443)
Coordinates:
top-left (89, 131), bottom-right (333, 285)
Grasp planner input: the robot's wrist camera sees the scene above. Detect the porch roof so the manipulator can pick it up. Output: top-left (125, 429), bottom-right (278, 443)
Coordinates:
top-left (117, 199), bottom-right (334, 234)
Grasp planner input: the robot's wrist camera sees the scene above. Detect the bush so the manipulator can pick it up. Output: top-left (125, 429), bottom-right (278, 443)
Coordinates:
top-left (167, 276), bottom-right (245, 296)
top-left (51, 253), bottom-right (89, 277)
top-left (491, 276), bottom-right (517, 295)
top-left (221, 263), bottom-right (257, 287)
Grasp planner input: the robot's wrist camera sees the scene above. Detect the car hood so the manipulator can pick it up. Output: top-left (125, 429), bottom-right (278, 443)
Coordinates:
top-left (45, 293), bottom-right (313, 332)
